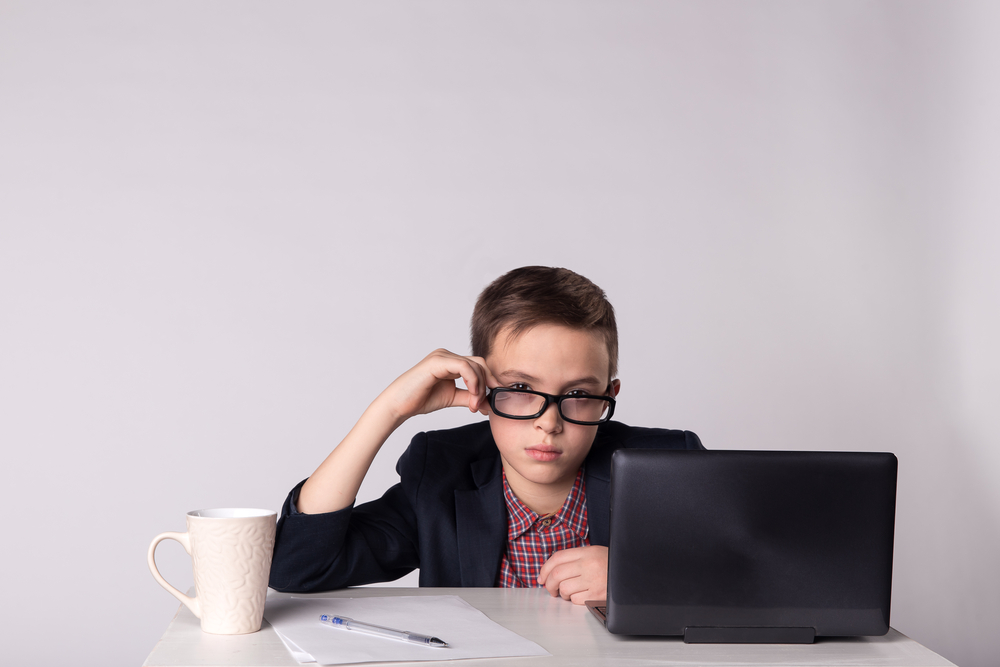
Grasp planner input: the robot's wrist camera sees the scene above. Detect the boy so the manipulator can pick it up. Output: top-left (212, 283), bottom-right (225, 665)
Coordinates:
top-left (269, 266), bottom-right (703, 604)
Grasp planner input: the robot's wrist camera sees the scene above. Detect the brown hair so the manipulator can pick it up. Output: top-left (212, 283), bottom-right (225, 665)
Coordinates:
top-left (471, 266), bottom-right (618, 379)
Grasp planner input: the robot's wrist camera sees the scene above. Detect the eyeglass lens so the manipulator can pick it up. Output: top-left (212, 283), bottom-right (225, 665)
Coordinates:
top-left (492, 391), bottom-right (611, 422)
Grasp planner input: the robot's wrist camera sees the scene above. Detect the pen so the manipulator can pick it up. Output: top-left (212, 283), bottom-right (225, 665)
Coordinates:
top-left (318, 614), bottom-right (449, 648)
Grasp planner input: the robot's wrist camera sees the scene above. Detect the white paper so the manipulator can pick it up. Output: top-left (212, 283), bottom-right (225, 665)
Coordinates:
top-left (273, 626), bottom-right (318, 664)
top-left (264, 595), bottom-right (550, 665)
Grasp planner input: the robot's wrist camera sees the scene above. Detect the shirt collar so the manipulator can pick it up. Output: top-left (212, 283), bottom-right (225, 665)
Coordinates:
top-left (502, 468), bottom-right (589, 541)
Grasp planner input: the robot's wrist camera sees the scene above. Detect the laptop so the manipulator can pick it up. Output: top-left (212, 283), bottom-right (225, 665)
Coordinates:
top-left (586, 449), bottom-right (897, 643)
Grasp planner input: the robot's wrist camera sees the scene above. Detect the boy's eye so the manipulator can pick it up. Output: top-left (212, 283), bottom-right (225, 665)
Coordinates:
top-left (565, 389), bottom-right (589, 397)
top-left (510, 383), bottom-right (531, 391)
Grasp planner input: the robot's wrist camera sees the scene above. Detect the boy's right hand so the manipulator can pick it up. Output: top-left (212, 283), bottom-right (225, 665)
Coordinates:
top-left (298, 349), bottom-right (499, 515)
top-left (377, 349), bottom-right (499, 426)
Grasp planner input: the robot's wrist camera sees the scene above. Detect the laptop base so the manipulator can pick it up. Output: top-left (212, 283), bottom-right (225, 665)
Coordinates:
top-left (586, 602), bottom-right (817, 643)
top-left (585, 600), bottom-right (608, 624)
top-left (683, 627), bottom-right (816, 644)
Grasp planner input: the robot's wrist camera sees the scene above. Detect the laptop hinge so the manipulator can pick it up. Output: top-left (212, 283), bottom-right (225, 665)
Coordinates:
top-left (683, 626), bottom-right (816, 644)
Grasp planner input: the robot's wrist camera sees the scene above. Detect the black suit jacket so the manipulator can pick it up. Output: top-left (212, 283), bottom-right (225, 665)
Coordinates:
top-left (269, 420), bottom-right (703, 592)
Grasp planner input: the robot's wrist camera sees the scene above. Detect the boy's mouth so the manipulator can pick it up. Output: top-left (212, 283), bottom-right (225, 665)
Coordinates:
top-left (525, 444), bottom-right (561, 462)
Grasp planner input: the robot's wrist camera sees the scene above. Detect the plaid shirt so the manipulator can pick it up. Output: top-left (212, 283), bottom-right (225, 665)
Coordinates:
top-left (498, 468), bottom-right (591, 587)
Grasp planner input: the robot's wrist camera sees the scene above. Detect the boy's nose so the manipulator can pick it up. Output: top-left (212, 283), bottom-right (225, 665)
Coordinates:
top-left (535, 401), bottom-right (563, 434)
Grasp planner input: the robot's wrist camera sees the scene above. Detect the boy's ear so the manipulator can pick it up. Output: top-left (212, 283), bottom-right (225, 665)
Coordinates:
top-left (611, 379), bottom-right (621, 397)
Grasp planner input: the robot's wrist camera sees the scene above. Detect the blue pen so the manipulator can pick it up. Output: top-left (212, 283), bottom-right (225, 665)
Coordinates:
top-left (319, 614), bottom-right (449, 648)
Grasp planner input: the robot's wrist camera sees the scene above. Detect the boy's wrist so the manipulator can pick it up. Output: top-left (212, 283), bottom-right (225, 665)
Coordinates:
top-left (365, 393), bottom-right (410, 434)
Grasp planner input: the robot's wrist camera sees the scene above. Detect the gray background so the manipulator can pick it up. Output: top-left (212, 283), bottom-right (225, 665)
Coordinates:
top-left (1, 2), bottom-right (998, 666)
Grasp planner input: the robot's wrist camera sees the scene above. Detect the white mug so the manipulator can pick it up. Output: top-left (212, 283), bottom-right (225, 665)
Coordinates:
top-left (148, 508), bottom-right (277, 634)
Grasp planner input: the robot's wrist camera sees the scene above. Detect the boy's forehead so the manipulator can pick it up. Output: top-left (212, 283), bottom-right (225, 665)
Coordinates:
top-left (488, 324), bottom-right (610, 384)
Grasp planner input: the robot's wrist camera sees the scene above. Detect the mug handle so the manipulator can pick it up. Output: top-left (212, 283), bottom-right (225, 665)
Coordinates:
top-left (148, 531), bottom-right (201, 619)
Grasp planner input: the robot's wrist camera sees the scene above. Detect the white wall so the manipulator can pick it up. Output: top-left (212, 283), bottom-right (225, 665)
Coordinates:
top-left (1, 2), bottom-right (997, 665)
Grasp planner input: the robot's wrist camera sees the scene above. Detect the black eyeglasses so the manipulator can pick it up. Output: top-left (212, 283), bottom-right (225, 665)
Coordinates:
top-left (486, 386), bottom-right (616, 425)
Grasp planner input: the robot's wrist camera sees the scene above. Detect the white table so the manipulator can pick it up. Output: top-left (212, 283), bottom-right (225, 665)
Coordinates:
top-left (144, 587), bottom-right (955, 667)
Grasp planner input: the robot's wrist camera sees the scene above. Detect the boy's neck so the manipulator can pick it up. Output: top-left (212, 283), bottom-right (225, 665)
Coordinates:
top-left (501, 461), bottom-right (578, 515)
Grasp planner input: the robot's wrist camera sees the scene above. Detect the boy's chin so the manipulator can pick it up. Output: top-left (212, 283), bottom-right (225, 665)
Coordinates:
top-left (510, 460), bottom-right (579, 486)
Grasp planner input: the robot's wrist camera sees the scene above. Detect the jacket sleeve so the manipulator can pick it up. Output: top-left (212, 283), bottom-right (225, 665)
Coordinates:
top-left (268, 435), bottom-right (428, 593)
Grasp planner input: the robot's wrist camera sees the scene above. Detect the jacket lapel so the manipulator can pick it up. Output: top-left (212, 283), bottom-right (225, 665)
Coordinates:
top-left (454, 456), bottom-right (506, 586)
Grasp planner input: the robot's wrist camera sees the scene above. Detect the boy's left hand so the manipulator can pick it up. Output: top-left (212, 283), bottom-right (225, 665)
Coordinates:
top-left (537, 545), bottom-right (608, 604)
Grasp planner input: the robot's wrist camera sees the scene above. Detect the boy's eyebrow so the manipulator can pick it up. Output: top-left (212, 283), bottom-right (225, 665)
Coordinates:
top-left (497, 370), bottom-right (605, 390)
top-left (496, 370), bottom-right (541, 384)
top-left (561, 376), bottom-right (605, 389)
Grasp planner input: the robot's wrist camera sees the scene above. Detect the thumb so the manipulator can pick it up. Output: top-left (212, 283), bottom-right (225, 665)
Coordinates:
top-left (447, 387), bottom-right (476, 411)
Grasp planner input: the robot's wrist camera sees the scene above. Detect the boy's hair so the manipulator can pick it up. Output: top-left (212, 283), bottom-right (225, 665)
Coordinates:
top-left (471, 266), bottom-right (619, 380)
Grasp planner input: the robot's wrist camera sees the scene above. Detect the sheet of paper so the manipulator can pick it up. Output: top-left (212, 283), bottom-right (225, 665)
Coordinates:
top-left (264, 595), bottom-right (550, 665)
top-left (273, 626), bottom-right (316, 664)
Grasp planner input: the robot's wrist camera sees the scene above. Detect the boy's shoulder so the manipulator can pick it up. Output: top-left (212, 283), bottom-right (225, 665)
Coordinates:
top-left (398, 421), bottom-right (500, 489)
top-left (592, 420), bottom-right (703, 450)
top-left (586, 421), bottom-right (704, 481)
top-left (418, 420), bottom-right (497, 454)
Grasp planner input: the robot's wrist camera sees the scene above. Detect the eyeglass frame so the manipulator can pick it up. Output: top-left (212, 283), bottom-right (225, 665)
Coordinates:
top-left (485, 385), bottom-right (616, 425)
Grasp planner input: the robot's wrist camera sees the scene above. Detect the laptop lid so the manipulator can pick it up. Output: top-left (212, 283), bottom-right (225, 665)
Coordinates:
top-left (604, 449), bottom-right (897, 641)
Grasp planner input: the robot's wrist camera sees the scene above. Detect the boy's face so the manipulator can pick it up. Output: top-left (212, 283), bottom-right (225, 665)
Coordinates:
top-left (485, 323), bottom-right (620, 495)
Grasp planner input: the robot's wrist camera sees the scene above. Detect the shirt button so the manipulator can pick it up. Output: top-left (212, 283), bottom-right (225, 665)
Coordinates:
top-left (541, 518), bottom-right (552, 526)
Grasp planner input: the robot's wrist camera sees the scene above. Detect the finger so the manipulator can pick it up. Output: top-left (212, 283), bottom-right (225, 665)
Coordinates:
top-left (463, 357), bottom-right (499, 411)
top-left (465, 357), bottom-right (502, 414)
top-left (557, 575), bottom-right (586, 600)
top-left (429, 355), bottom-right (486, 410)
top-left (468, 356), bottom-right (501, 389)
top-left (569, 590), bottom-right (594, 605)
top-left (424, 352), bottom-right (472, 385)
top-left (549, 561), bottom-right (581, 587)
top-left (446, 387), bottom-right (474, 410)
top-left (454, 358), bottom-right (490, 411)
top-left (538, 548), bottom-right (579, 584)
top-left (544, 576), bottom-right (562, 598)
top-left (541, 563), bottom-right (581, 599)
top-left (463, 372), bottom-right (485, 412)
top-left (542, 564), bottom-right (571, 597)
